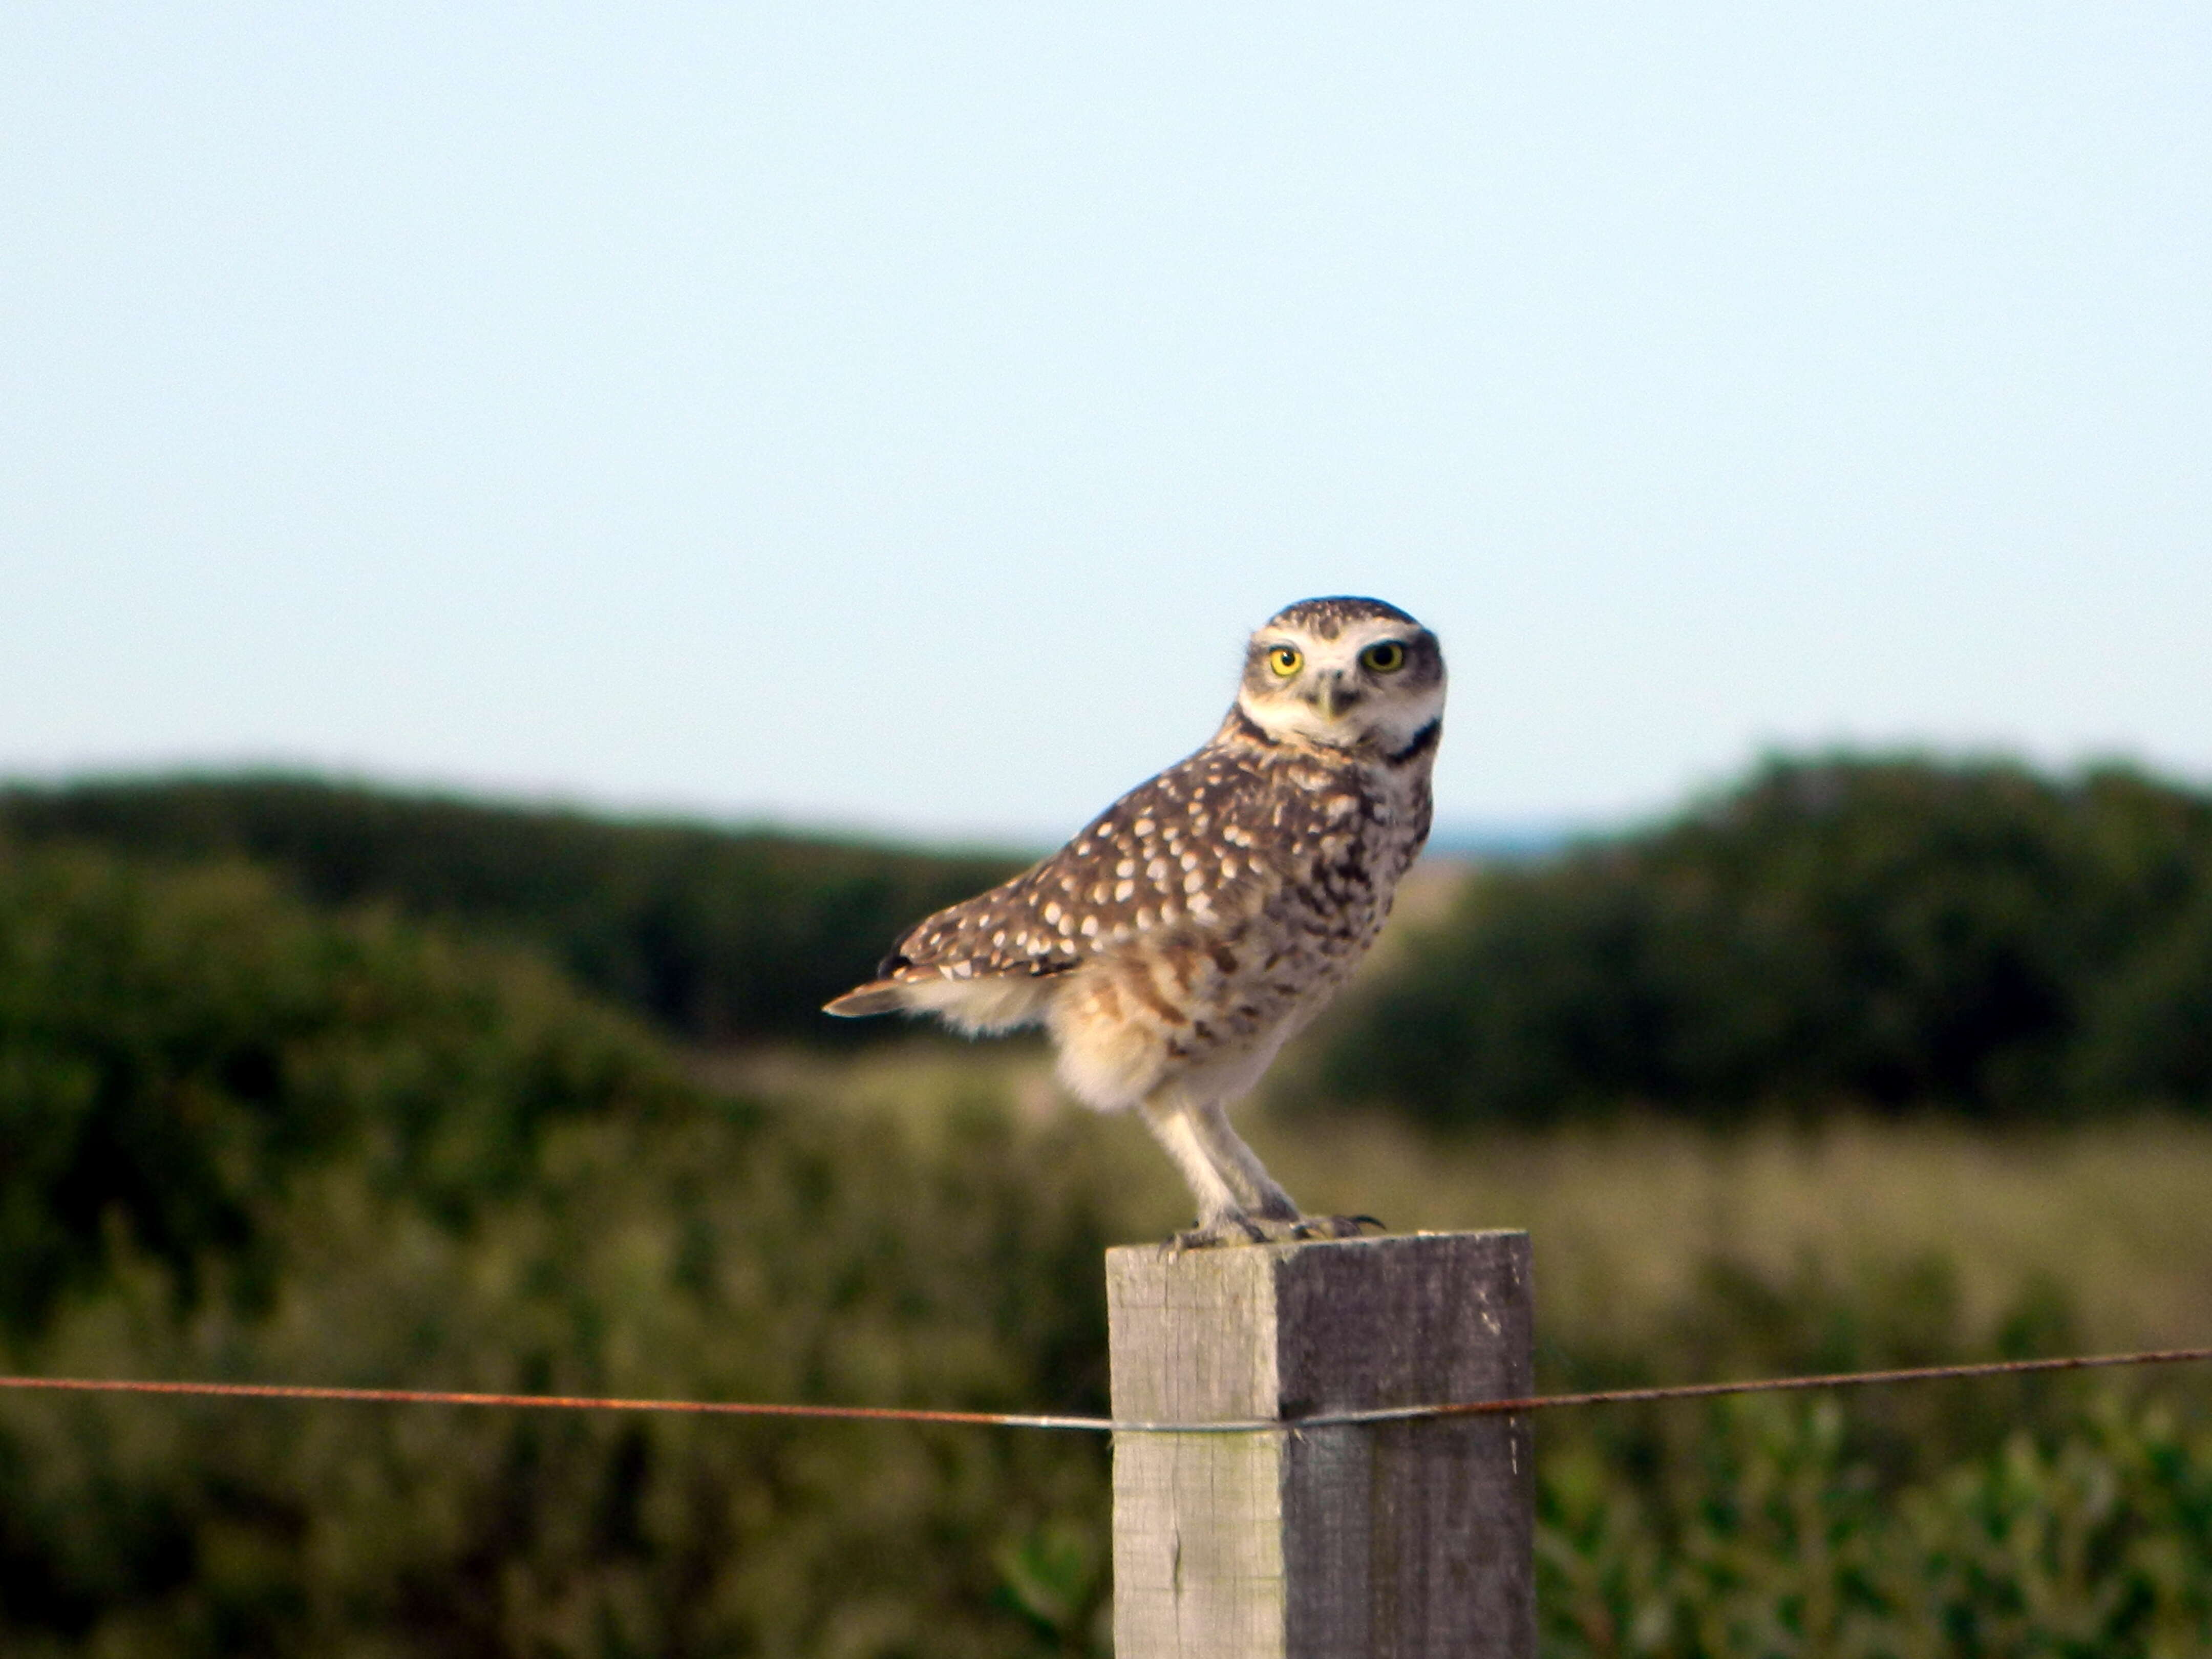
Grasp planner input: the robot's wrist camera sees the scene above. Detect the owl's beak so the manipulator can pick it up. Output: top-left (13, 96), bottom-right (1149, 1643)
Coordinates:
top-left (1309, 673), bottom-right (1359, 723)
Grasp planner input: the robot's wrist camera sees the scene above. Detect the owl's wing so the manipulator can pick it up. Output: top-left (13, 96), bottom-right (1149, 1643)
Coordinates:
top-left (822, 742), bottom-right (1315, 1018)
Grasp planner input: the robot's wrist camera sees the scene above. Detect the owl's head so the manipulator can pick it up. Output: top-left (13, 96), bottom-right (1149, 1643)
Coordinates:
top-left (1235, 597), bottom-right (1445, 754)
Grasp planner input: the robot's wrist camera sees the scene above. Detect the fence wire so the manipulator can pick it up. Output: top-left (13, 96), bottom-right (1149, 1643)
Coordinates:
top-left (6, 1345), bottom-right (2210, 1435)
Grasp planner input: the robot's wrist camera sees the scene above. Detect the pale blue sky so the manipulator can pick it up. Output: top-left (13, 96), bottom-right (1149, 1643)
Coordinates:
top-left (5, 5), bottom-right (2207, 843)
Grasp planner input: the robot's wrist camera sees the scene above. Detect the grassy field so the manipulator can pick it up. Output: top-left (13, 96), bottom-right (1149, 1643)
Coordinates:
top-left (711, 1035), bottom-right (2212, 1368)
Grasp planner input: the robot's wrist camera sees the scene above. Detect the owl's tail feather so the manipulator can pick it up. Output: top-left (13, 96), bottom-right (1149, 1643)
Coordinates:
top-left (822, 983), bottom-right (908, 1018)
top-left (824, 972), bottom-right (1057, 1034)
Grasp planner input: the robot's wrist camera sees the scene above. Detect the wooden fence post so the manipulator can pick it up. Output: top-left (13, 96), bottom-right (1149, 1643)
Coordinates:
top-left (1108, 1230), bottom-right (1534, 1658)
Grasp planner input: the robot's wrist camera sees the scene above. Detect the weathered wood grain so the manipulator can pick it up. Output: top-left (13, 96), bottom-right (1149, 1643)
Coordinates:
top-left (1109, 1231), bottom-right (1534, 1658)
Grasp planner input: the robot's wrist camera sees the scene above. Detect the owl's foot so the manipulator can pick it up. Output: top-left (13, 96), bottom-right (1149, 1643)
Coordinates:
top-left (1165, 1213), bottom-right (1385, 1250)
top-left (1292, 1213), bottom-right (1386, 1240)
top-left (1167, 1215), bottom-right (1271, 1251)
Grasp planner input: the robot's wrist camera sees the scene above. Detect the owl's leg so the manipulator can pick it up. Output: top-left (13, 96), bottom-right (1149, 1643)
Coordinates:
top-left (1188, 1099), bottom-right (1301, 1222)
top-left (1190, 1099), bottom-right (1385, 1243)
top-left (1138, 1098), bottom-right (1266, 1247)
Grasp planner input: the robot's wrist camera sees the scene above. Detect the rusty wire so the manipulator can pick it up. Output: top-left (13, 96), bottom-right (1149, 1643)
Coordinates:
top-left (5, 1345), bottom-right (2210, 1435)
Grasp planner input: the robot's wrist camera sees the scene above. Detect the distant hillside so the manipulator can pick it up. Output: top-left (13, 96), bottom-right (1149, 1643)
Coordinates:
top-left (0, 777), bottom-right (1024, 1045)
top-left (1320, 755), bottom-right (2212, 1123)
top-left (17, 760), bottom-right (2212, 1122)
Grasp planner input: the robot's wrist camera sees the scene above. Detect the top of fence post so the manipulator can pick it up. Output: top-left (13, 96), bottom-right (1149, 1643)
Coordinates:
top-left (1108, 1229), bottom-right (1536, 1659)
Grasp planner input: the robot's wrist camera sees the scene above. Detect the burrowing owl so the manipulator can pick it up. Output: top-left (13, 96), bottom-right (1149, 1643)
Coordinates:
top-left (826, 597), bottom-right (1444, 1246)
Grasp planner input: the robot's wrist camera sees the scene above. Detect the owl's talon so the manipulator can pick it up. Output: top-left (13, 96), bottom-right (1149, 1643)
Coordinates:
top-left (1168, 1214), bottom-right (1274, 1250)
top-left (1290, 1214), bottom-right (1387, 1240)
top-left (1169, 1212), bottom-right (1388, 1249)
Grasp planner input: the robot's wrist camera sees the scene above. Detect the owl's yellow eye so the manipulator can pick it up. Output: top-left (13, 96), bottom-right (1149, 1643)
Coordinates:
top-left (1361, 641), bottom-right (1407, 673)
top-left (1267, 645), bottom-right (1303, 678)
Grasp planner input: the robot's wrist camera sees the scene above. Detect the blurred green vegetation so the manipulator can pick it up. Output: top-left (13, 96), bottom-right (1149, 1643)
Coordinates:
top-left (1318, 755), bottom-right (2212, 1124)
top-left (1540, 1393), bottom-right (2212, 1658)
top-left (0, 843), bottom-right (1122, 1656)
top-left (17, 757), bottom-right (2212, 1128)
top-left (1531, 1244), bottom-right (2212, 1656)
top-left (7, 758), bottom-right (2212, 1653)
top-left (0, 776), bottom-right (1024, 1045)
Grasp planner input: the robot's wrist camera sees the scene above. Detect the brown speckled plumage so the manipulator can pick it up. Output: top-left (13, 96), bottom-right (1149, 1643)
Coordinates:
top-left (880, 718), bottom-right (1429, 1018)
top-left (825, 595), bottom-right (1445, 1246)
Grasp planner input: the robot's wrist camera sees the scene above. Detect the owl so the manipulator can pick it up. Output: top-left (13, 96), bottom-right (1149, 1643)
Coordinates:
top-left (826, 596), bottom-right (1445, 1246)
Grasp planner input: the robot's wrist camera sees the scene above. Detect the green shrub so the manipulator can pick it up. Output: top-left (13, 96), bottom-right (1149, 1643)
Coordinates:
top-left (0, 843), bottom-right (692, 1339)
top-left (1539, 1393), bottom-right (2212, 1658)
top-left (1323, 757), bottom-right (2212, 1124)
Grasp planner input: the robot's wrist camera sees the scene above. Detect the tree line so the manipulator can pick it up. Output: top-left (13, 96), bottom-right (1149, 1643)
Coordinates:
top-left (0, 776), bottom-right (1022, 1046)
top-left (9, 756), bottom-right (2212, 1119)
